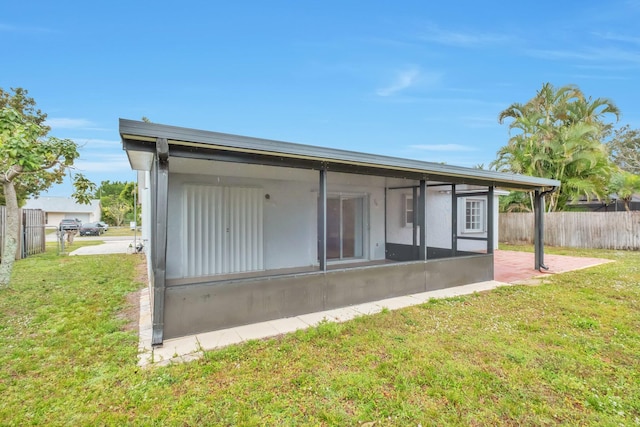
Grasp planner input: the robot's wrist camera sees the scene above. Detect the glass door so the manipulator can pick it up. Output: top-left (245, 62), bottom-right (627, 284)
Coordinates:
top-left (323, 195), bottom-right (365, 260)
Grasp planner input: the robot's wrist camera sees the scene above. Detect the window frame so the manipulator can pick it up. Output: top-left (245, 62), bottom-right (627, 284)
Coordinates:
top-left (403, 194), bottom-right (414, 227)
top-left (464, 198), bottom-right (485, 233)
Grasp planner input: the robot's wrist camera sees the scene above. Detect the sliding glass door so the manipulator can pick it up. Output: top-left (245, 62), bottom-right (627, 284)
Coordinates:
top-left (324, 195), bottom-right (366, 260)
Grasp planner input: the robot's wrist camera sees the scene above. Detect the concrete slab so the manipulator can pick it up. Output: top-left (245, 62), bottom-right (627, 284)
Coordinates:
top-left (297, 311), bottom-right (334, 327)
top-left (196, 329), bottom-right (243, 350)
top-left (494, 250), bottom-right (612, 283)
top-left (233, 321), bottom-right (281, 341)
top-left (352, 302), bottom-right (384, 316)
top-left (325, 307), bottom-right (361, 322)
top-left (374, 295), bottom-right (421, 310)
top-left (69, 240), bottom-right (132, 256)
top-left (153, 336), bottom-right (201, 363)
top-left (267, 317), bottom-right (310, 335)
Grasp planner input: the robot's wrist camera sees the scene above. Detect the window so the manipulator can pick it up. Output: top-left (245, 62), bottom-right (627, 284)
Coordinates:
top-left (403, 195), bottom-right (413, 227)
top-left (465, 199), bottom-right (485, 232)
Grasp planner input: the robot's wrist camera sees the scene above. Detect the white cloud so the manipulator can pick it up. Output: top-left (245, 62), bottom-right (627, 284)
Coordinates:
top-left (419, 24), bottom-right (512, 47)
top-left (46, 118), bottom-right (96, 129)
top-left (376, 67), bottom-right (443, 97)
top-left (593, 31), bottom-right (640, 45)
top-left (409, 144), bottom-right (478, 152)
top-left (73, 138), bottom-right (121, 148)
top-left (376, 67), bottom-right (421, 97)
top-left (73, 154), bottom-right (131, 173)
top-left (526, 47), bottom-right (640, 64)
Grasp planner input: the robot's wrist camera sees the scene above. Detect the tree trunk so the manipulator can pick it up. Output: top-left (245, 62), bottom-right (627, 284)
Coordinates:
top-left (0, 181), bottom-right (19, 287)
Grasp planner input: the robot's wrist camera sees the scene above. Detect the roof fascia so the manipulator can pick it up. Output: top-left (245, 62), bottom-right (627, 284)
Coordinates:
top-left (120, 118), bottom-right (560, 191)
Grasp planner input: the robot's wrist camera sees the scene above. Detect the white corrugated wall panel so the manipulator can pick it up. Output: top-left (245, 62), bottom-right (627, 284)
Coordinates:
top-left (183, 185), bottom-right (263, 277)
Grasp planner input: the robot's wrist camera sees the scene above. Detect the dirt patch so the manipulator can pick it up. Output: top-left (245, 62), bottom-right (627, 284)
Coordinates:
top-left (119, 254), bottom-right (149, 333)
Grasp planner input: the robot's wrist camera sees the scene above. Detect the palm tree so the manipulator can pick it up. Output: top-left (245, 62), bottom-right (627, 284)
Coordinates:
top-left (493, 83), bottom-right (619, 212)
top-left (610, 171), bottom-right (640, 211)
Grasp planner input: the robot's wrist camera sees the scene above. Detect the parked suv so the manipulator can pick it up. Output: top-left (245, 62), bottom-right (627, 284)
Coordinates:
top-left (59, 218), bottom-right (81, 232)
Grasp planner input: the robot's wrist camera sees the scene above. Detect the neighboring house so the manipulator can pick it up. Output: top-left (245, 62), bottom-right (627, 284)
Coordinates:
top-left (23, 197), bottom-right (101, 226)
top-left (120, 119), bottom-right (559, 345)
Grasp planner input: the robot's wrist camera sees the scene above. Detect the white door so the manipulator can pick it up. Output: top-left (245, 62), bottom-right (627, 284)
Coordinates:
top-left (183, 184), bottom-right (263, 277)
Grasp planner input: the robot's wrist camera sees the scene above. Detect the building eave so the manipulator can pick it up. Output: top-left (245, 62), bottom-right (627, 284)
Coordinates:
top-left (120, 118), bottom-right (560, 191)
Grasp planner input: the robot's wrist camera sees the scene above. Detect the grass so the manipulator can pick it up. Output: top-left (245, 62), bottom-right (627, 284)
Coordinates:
top-left (47, 226), bottom-right (140, 237)
top-left (102, 227), bottom-right (141, 237)
top-left (1, 244), bottom-right (639, 425)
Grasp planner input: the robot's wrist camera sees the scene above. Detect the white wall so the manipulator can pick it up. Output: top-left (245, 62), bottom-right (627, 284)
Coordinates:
top-left (385, 184), bottom-right (501, 252)
top-left (46, 213), bottom-right (66, 226)
top-left (164, 159), bottom-right (387, 279)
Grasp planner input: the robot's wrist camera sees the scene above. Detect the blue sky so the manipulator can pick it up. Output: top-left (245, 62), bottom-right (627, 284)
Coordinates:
top-left (3, 1), bottom-right (640, 197)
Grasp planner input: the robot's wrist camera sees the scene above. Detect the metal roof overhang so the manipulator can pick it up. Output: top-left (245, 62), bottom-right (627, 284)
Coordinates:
top-left (120, 118), bottom-right (560, 191)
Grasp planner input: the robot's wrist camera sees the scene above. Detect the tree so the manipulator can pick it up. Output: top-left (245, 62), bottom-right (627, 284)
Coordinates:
top-left (0, 88), bottom-right (51, 206)
top-left (95, 180), bottom-right (128, 199)
top-left (93, 180), bottom-right (140, 225)
top-left (608, 125), bottom-right (640, 175)
top-left (609, 170), bottom-right (640, 211)
top-left (119, 181), bottom-right (141, 224)
top-left (0, 88), bottom-right (95, 287)
top-left (105, 199), bottom-right (130, 227)
top-left (492, 83), bottom-right (619, 212)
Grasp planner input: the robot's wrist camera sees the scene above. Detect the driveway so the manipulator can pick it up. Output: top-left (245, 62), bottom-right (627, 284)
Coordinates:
top-left (69, 239), bottom-right (134, 256)
top-left (64, 235), bottom-right (143, 256)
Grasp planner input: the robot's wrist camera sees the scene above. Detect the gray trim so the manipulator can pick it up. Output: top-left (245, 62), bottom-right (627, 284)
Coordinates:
top-left (457, 236), bottom-right (488, 242)
top-left (120, 119), bottom-right (560, 191)
top-left (487, 186), bottom-right (494, 254)
top-left (419, 179), bottom-right (426, 261)
top-left (451, 184), bottom-right (457, 257)
top-left (455, 191), bottom-right (489, 198)
top-left (534, 190), bottom-right (549, 271)
top-left (412, 187), bottom-right (418, 249)
top-left (151, 138), bottom-right (170, 346)
top-left (318, 168), bottom-right (327, 271)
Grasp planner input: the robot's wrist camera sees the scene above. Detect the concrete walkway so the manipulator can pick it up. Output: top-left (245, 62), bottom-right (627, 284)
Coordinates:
top-left (138, 280), bottom-right (511, 367)
top-left (137, 250), bottom-right (614, 367)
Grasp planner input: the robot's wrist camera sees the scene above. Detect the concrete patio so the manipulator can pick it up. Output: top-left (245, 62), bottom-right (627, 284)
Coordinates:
top-left (137, 250), bottom-right (613, 367)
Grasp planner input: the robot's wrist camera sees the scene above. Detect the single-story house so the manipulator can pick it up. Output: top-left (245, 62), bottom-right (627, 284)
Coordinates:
top-left (120, 119), bottom-right (560, 345)
top-left (23, 197), bottom-right (101, 226)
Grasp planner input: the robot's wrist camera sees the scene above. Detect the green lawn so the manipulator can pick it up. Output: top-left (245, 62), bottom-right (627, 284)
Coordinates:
top-left (46, 226), bottom-right (139, 237)
top-left (1, 245), bottom-right (638, 425)
top-left (102, 226), bottom-right (141, 237)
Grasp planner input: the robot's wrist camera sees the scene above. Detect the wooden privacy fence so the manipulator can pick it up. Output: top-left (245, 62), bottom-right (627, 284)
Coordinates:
top-left (500, 211), bottom-right (640, 250)
top-left (0, 207), bottom-right (46, 259)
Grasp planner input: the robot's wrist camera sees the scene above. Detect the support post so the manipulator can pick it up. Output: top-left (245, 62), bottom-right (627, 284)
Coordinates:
top-left (533, 190), bottom-right (548, 271)
top-left (151, 137), bottom-right (169, 346)
top-left (451, 184), bottom-right (457, 257)
top-left (318, 167), bottom-right (327, 271)
top-left (487, 186), bottom-right (494, 254)
top-left (412, 186), bottom-right (418, 258)
top-left (419, 179), bottom-right (427, 261)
